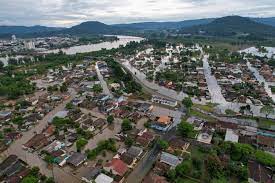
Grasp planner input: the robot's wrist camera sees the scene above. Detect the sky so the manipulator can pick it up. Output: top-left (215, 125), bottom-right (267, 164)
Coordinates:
top-left (0, 0), bottom-right (275, 27)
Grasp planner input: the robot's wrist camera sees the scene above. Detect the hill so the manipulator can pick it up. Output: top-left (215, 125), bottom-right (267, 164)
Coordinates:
top-left (1, 16), bottom-right (275, 38)
top-left (253, 17), bottom-right (275, 27)
top-left (181, 16), bottom-right (275, 37)
top-left (0, 25), bottom-right (63, 38)
top-left (113, 18), bottom-right (214, 30)
top-left (63, 21), bottom-right (126, 35)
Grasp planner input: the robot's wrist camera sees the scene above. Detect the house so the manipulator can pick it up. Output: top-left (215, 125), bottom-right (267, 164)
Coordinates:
top-left (225, 129), bottom-right (239, 143)
top-left (197, 129), bottom-right (214, 144)
top-left (0, 111), bottom-right (12, 120)
top-left (127, 146), bottom-right (143, 158)
top-left (167, 137), bottom-right (190, 154)
top-left (120, 153), bottom-right (135, 166)
top-left (81, 167), bottom-right (101, 183)
top-left (67, 152), bottom-right (87, 167)
top-left (48, 110), bottom-right (68, 123)
top-left (104, 158), bottom-right (128, 177)
top-left (93, 118), bottom-right (106, 129)
top-left (95, 173), bottom-right (113, 183)
top-left (136, 131), bottom-right (155, 147)
top-left (43, 140), bottom-right (65, 153)
top-left (135, 103), bottom-right (153, 113)
top-left (0, 155), bottom-right (18, 176)
top-left (109, 83), bottom-right (121, 91)
top-left (248, 160), bottom-right (274, 183)
top-left (256, 135), bottom-right (275, 149)
top-left (151, 95), bottom-right (177, 107)
top-left (159, 152), bottom-right (182, 168)
top-left (143, 173), bottom-right (169, 183)
top-left (23, 134), bottom-right (48, 151)
top-left (151, 116), bottom-right (173, 132)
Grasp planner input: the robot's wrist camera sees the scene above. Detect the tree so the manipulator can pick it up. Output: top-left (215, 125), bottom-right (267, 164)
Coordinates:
top-left (107, 115), bottom-right (114, 124)
top-left (182, 97), bottom-right (193, 113)
top-left (260, 105), bottom-right (274, 118)
top-left (177, 121), bottom-right (194, 138)
top-left (0, 61), bottom-right (4, 71)
top-left (60, 83), bottom-right (68, 93)
top-left (157, 139), bottom-right (169, 150)
top-left (175, 160), bottom-right (192, 177)
top-left (121, 118), bottom-right (132, 131)
top-left (205, 155), bottom-right (224, 178)
top-left (125, 137), bottom-right (134, 147)
top-left (76, 138), bottom-right (88, 152)
top-left (21, 176), bottom-right (39, 183)
top-left (92, 84), bottom-right (103, 94)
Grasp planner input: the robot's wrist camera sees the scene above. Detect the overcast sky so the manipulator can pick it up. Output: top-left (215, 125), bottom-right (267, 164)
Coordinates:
top-left (0, 0), bottom-right (275, 27)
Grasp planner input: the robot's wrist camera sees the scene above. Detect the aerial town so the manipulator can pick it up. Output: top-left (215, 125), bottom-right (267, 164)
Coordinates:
top-left (0, 35), bottom-right (274, 183)
top-left (1, 2), bottom-right (275, 183)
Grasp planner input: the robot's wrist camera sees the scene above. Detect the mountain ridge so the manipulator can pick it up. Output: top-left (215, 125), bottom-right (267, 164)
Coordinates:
top-left (1, 16), bottom-right (275, 38)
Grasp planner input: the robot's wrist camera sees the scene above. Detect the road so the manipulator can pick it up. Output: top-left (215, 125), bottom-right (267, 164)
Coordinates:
top-left (95, 62), bottom-right (114, 98)
top-left (126, 128), bottom-right (176, 183)
top-left (3, 88), bottom-right (81, 183)
top-left (121, 57), bottom-right (275, 119)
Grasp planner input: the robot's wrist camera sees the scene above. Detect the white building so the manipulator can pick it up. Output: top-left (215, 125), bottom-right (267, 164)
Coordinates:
top-left (225, 129), bottom-right (239, 143)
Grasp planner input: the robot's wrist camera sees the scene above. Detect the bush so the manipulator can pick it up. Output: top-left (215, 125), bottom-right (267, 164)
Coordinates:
top-left (254, 150), bottom-right (275, 167)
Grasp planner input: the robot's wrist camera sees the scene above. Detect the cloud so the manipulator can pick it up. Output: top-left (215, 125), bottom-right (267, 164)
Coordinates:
top-left (0, 0), bottom-right (274, 27)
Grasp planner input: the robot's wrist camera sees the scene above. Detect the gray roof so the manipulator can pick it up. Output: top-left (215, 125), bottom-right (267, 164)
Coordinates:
top-left (82, 167), bottom-right (100, 181)
top-left (160, 152), bottom-right (182, 167)
top-left (67, 152), bottom-right (87, 167)
top-left (127, 146), bottom-right (143, 158)
top-left (0, 111), bottom-right (12, 117)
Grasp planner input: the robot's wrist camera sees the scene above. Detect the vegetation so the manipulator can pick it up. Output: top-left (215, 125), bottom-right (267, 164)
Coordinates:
top-left (177, 121), bottom-right (195, 138)
top-left (182, 97), bottom-right (193, 113)
top-left (157, 139), bottom-right (169, 150)
top-left (86, 139), bottom-right (116, 160)
top-left (121, 118), bottom-right (132, 131)
top-left (76, 138), bottom-right (88, 152)
top-left (107, 115), bottom-right (114, 124)
top-left (260, 105), bottom-right (275, 118)
top-left (0, 73), bottom-right (35, 99)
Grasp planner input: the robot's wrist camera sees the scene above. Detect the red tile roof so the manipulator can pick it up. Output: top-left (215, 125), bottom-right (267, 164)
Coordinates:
top-left (105, 158), bottom-right (128, 176)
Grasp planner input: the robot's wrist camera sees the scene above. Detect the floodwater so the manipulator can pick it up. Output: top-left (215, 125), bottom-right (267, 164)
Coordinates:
top-left (247, 61), bottom-right (275, 103)
top-left (43, 35), bottom-right (144, 55)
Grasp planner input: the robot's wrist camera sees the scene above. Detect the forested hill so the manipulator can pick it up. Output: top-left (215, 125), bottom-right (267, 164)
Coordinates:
top-left (181, 16), bottom-right (275, 37)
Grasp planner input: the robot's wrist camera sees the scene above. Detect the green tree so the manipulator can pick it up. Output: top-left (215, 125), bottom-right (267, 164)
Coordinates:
top-left (21, 176), bottom-right (39, 183)
top-left (92, 84), bottom-right (103, 94)
top-left (157, 139), bottom-right (169, 150)
top-left (205, 155), bottom-right (224, 178)
top-left (182, 97), bottom-right (193, 113)
top-left (60, 83), bottom-right (68, 93)
top-left (107, 115), bottom-right (114, 124)
top-left (76, 138), bottom-right (88, 152)
top-left (177, 121), bottom-right (194, 138)
top-left (121, 118), bottom-right (132, 131)
top-left (125, 137), bottom-right (134, 147)
top-left (260, 105), bottom-right (275, 118)
top-left (0, 61), bottom-right (4, 71)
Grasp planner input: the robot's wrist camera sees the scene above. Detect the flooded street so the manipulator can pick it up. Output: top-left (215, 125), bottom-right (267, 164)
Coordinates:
top-left (203, 55), bottom-right (227, 104)
top-left (247, 61), bottom-right (275, 103)
top-left (122, 60), bottom-right (188, 101)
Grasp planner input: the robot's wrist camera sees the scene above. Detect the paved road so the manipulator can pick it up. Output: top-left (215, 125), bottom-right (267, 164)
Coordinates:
top-left (95, 62), bottom-right (114, 98)
top-left (126, 128), bottom-right (176, 183)
top-left (3, 89), bottom-right (81, 183)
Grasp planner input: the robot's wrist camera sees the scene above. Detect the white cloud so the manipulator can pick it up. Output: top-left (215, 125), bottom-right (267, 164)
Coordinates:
top-left (0, 0), bottom-right (274, 27)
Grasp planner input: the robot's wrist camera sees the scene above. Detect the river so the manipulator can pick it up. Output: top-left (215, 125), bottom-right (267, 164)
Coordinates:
top-left (43, 35), bottom-right (144, 55)
top-left (0, 35), bottom-right (144, 65)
